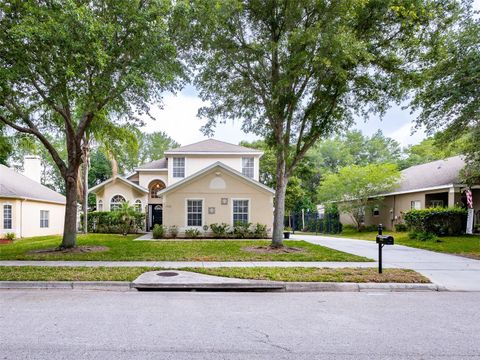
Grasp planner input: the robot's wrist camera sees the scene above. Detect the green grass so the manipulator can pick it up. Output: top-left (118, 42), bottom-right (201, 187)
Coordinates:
top-left (0, 266), bottom-right (151, 281)
top-left (0, 234), bottom-right (371, 262)
top-left (322, 229), bottom-right (480, 259)
top-left (184, 267), bottom-right (430, 283)
top-left (0, 266), bottom-right (428, 283)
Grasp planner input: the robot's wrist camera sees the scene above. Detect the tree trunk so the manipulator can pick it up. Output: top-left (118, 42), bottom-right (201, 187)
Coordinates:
top-left (61, 171), bottom-right (79, 249)
top-left (271, 151), bottom-right (288, 248)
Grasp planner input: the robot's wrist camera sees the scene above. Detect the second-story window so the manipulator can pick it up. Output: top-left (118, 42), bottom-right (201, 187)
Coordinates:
top-left (173, 157), bottom-right (185, 178)
top-left (242, 157), bottom-right (254, 178)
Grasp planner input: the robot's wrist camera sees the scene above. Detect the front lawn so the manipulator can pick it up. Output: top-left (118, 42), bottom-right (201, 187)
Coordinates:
top-left (184, 267), bottom-right (430, 283)
top-left (0, 234), bottom-right (371, 262)
top-left (0, 266), bottom-right (428, 283)
top-left (323, 229), bottom-right (480, 259)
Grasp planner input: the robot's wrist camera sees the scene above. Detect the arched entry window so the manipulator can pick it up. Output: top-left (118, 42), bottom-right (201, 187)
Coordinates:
top-left (110, 195), bottom-right (126, 211)
top-left (134, 199), bottom-right (142, 212)
top-left (149, 180), bottom-right (166, 198)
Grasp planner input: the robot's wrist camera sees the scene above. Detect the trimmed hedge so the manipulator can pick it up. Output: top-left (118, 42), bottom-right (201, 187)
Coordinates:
top-left (403, 207), bottom-right (467, 236)
top-left (81, 211), bottom-right (145, 234)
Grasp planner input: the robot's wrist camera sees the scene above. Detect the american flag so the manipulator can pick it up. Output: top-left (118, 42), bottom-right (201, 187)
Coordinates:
top-left (466, 189), bottom-right (473, 209)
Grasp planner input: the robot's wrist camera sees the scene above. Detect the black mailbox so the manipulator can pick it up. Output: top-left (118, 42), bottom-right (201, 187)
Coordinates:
top-left (376, 235), bottom-right (394, 245)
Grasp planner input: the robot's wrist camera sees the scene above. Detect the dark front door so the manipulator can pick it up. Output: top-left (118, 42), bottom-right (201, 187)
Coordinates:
top-left (150, 204), bottom-right (163, 230)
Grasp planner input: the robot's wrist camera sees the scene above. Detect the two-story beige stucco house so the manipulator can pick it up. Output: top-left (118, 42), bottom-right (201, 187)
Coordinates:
top-left (89, 139), bottom-right (275, 234)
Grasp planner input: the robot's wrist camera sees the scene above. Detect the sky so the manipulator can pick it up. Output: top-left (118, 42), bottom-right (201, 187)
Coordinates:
top-left (141, 1), bottom-right (480, 148)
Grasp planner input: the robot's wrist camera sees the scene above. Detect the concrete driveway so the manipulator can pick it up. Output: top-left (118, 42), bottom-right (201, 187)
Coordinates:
top-left (293, 234), bottom-right (480, 291)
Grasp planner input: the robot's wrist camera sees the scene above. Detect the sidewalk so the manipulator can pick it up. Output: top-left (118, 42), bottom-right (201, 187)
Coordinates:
top-left (0, 260), bottom-right (374, 268)
top-left (293, 234), bottom-right (480, 291)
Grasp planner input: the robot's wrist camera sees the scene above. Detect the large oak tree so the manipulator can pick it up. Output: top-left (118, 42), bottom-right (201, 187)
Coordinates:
top-left (188, 0), bottom-right (462, 247)
top-left (0, 0), bottom-right (183, 248)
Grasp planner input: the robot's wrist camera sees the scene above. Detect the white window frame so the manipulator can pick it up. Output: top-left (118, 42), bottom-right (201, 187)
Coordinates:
top-left (242, 157), bottom-right (254, 179)
top-left (231, 198), bottom-right (250, 225)
top-left (430, 200), bottom-right (444, 208)
top-left (40, 210), bottom-right (49, 228)
top-left (372, 206), bottom-right (380, 217)
top-left (185, 198), bottom-right (204, 228)
top-left (3, 204), bottom-right (12, 230)
top-left (110, 194), bottom-right (126, 211)
top-left (173, 157), bottom-right (185, 178)
top-left (134, 199), bottom-right (143, 212)
top-left (411, 200), bottom-right (421, 210)
top-left (97, 200), bottom-right (103, 212)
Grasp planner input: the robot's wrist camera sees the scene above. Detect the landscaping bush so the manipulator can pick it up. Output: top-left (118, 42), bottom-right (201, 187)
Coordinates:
top-left (394, 223), bottom-right (408, 232)
top-left (210, 223), bottom-right (230, 238)
top-left (359, 225), bottom-right (378, 232)
top-left (83, 211), bottom-right (145, 234)
top-left (232, 221), bottom-right (252, 239)
top-left (252, 223), bottom-right (268, 238)
top-left (185, 228), bottom-right (200, 238)
top-left (4, 232), bottom-right (15, 241)
top-left (404, 207), bottom-right (467, 236)
top-left (168, 225), bottom-right (179, 239)
top-left (152, 224), bottom-right (165, 239)
top-left (408, 231), bottom-right (439, 242)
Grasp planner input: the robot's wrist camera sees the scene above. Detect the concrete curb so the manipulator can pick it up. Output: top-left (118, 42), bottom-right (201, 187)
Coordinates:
top-left (0, 281), bottom-right (443, 292)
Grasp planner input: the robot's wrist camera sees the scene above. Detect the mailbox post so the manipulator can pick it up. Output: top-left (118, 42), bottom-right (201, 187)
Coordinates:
top-left (376, 224), bottom-right (394, 274)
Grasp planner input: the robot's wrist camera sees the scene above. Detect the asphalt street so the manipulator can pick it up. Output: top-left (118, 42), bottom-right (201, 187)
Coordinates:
top-left (1, 290), bottom-right (479, 359)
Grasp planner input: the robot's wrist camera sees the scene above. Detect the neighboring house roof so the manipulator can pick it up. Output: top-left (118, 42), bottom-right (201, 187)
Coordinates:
top-left (384, 156), bottom-right (466, 196)
top-left (157, 161), bottom-right (275, 196)
top-left (88, 175), bottom-right (148, 194)
top-left (164, 139), bottom-right (263, 155)
top-left (136, 157), bottom-right (168, 170)
top-left (0, 164), bottom-right (66, 204)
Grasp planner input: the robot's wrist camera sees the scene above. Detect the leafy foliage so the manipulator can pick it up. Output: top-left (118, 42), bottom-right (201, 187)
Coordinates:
top-left (168, 225), bottom-right (179, 239)
top-left (209, 223), bottom-right (230, 238)
top-left (184, 228), bottom-right (200, 238)
top-left (318, 163), bottom-right (400, 230)
top-left (153, 224), bottom-right (166, 239)
top-left (82, 211), bottom-right (145, 234)
top-left (404, 207), bottom-right (467, 236)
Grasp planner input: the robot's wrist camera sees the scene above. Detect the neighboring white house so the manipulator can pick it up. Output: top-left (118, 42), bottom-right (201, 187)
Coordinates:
top-left (89, 139), bottom-right (275, 234)
top-left (0, 156), bottom-right (66, 238)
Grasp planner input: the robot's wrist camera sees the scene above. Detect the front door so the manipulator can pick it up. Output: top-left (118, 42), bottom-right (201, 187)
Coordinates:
top-left (150, 204), bottom-right (163, 230)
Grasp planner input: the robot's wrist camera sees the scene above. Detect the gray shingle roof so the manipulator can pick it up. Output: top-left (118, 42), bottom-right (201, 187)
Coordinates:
top-left (0, 164), bottom-right (66, 204)
top-left (393, 156), bottom-right (465, 193)
top-left (165, 139), bottom-right (262, 154)
top-left (136, 158), bottom-right (168, 170)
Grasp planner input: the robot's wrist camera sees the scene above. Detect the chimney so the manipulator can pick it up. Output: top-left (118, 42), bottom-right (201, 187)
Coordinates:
top-left (23, 155), bottom-right (42, 183)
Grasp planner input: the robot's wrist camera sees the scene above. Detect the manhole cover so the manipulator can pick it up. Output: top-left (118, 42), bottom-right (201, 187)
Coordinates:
top-left (157, 271), bottom-right (179, 277)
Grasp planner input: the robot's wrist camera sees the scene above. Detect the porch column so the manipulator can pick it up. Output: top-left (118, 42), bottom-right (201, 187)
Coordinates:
top-left (448, 187), bottom-right (457, 207)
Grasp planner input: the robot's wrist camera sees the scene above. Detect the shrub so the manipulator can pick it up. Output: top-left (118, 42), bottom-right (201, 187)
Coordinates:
top-left (404, 207), bottom-right (467, 236)
top-left (342, 224), bottom-right (357, 232)
top-left (252, 223), bottom-right (268, 238)
top-left (185, 228), bottom-right (200, 238)
top-left (232, 221), bottom-right (252, 239)
top-left (359, 225), bottom-right (378, 232)
top-left (408, 231), bottom-right (438, 242)
top-left (82, 211), bottom-right (145, 234)
top-left (210, 223), bottom-right (230, 238)
top-left (152, 224), bottom-right (165, 239)
top-left (4, 232), bottom-right (15, 241)
top-left (394, 223), bottom-right (408, 232)
top-left (168, 225), bottom-right (179, 239)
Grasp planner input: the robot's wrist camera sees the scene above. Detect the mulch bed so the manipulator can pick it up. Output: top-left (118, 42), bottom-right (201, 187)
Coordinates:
top-left (242, 245), bottom-right (306, 254)
top-left (28, 245), bottom-right (109, 255)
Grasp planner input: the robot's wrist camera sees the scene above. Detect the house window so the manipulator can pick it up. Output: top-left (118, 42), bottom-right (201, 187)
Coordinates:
top-left (110, 195), bottom-right (126, 211)
top-left (242, 157), bottom-right (254, 178)
top-left (97, 200), bottom-right (103, 212)
top-left (411, 200), bottom-right (421, 210)
top-left (40, 210), bottom-right (49, 228)
top-left (3, 204), bottom-right (12, 229)
top-left (173, 157), bottom-right (185, 178)
top-left (187, 199), bottom-right (203, 226)
top-left (134, 199), bottom-right (142, 212)
top-left (372, 206), bottom-right (380, 217)
top-left (149, 180), bottom-right (166, 198)
top-left (431, 200), bottom-right (444, 207)
top-left (233, 199), bottom-right (249, 225)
